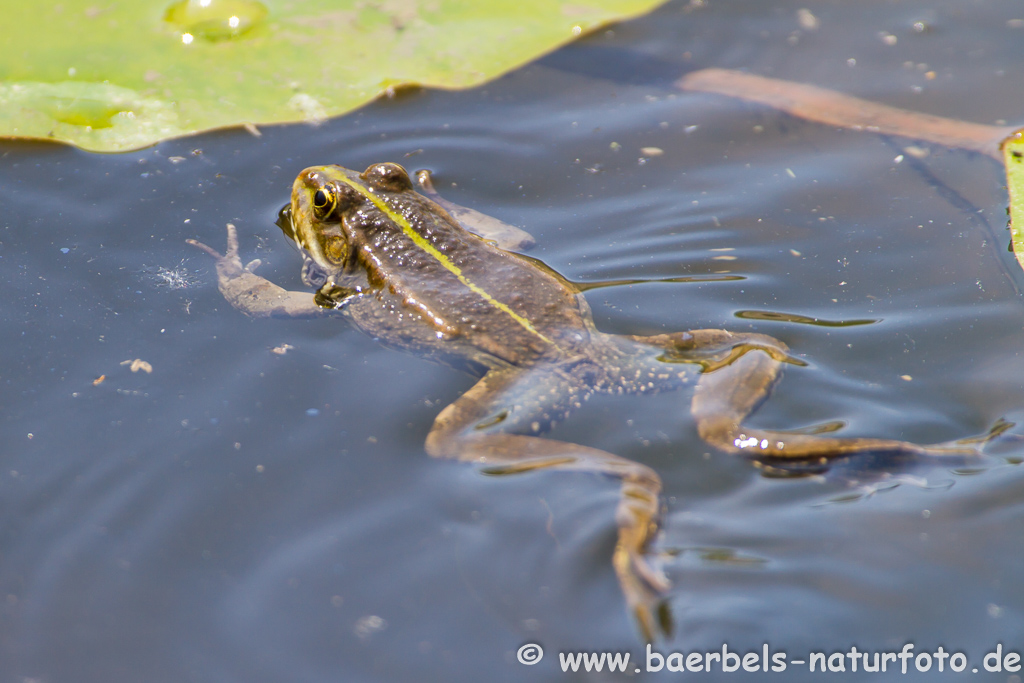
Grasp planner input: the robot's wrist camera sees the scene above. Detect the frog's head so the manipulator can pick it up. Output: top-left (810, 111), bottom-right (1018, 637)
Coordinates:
top-left (277, 163), bottom-right (415, 288)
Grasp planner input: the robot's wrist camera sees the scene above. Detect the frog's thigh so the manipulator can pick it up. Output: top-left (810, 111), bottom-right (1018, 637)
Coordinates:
top-left (426, 367), bottom-right (669, 639)
top-left (678, 329), bottom-right (942, 459)
top-left (427, 367), bottom-right (652, 480)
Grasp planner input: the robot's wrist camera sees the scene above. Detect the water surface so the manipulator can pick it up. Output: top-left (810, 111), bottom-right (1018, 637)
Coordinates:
top-left (3, 1), bottom-right (1024, 681)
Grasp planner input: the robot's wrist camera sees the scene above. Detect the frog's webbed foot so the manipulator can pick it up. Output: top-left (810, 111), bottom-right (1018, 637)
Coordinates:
top-left (426, 366), bottom-right (671, 640)
top-left (188, 222), bottom-right (261, 280)
top-left (641, 328), bottom-right (1004, 462)
top-left (188, 223), bottom-right (325, 319)
top-left (414, 169), bottom-right (535, 251)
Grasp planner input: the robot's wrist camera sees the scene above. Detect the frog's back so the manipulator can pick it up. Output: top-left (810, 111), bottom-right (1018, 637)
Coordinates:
top-left (323, 165), bottom-right (590, 367)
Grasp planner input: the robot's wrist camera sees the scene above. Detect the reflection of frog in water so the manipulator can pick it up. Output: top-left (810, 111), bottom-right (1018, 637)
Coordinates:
top-left (190, 162), bottom-right (993, 639)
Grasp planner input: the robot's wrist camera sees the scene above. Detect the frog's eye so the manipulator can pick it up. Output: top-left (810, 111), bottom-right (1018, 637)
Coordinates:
top-left (363, 162), bottom-right (413, 192)
top-left (312, 185), bottom-right (337, 219)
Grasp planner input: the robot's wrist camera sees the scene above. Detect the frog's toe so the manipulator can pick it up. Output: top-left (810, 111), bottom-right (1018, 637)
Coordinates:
top-left (224, 222), bottom-right (240, 259)
top-left (244, 258), bottom-right (263, 273)
top-left (188, 224), bottom-right (249, 282)
top-left (955, 416), bottom-right (1015, 447)
top-left (922, 417), bottom-right (1016, 457)
top-left (186, 238), bottom-right (224, 260)
top-left (625, 579), bottom-right (673, 642)
top-left (634, 553), bottom-right (671, 593)
top-left (616, 544), bottom-right (673, 640)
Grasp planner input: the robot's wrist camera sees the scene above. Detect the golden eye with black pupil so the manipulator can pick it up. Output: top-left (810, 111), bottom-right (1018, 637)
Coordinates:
top-left (312, 185), bottom-right (337, 219)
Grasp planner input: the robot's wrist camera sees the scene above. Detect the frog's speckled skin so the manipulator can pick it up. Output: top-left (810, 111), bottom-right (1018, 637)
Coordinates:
top-left (190, 163), bottom-right (984, 640)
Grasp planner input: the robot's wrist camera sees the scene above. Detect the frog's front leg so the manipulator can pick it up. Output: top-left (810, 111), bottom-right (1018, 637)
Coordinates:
top-left (188, 223), bottom-right (326, 319)
top-left (425, 365), bottom-right (671, 641)
top-left (647, 329), bottom-right (983, 459)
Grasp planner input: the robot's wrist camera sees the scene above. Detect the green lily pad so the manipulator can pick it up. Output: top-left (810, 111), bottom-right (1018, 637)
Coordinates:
top-left (0, 0), bottom-right (665, 152)
top-left (1004, 129), bottom-right (1024, 271)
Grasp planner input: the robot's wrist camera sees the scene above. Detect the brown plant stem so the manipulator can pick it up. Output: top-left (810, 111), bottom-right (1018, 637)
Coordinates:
top-left (677, 68), bottom-right (1013, 160)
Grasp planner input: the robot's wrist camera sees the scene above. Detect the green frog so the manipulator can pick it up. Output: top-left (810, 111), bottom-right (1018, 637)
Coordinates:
top-left (189, 162), bottom-right (987, 639)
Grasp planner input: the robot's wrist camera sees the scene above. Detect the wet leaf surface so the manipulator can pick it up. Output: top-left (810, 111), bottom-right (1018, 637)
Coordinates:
top-left (0, 0), bottom-right (664, 151)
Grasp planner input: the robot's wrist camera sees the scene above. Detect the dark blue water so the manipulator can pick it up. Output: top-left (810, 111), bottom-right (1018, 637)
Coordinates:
top-left (3, 1), bottom-right (1024, 681)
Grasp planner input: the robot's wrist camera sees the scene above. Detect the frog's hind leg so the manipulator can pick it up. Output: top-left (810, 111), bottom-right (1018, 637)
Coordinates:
top-left (635, 329), bottom-right (988, 460)
top-left (426, 366), bottom-right (671, 641)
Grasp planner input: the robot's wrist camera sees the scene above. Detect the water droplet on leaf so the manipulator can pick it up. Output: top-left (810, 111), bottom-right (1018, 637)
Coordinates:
top-left (164, 0), bottom-right (268, 42)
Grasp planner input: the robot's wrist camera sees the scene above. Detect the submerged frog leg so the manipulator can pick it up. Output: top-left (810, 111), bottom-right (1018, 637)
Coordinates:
top-left (188, 223), bottom-right (326, 319)
top-left (426, 365), bottom-right (671, 641)
top-left (641, 329), bottom-right (986, 460)
top-left (414, 170), bottom-right (535, 251)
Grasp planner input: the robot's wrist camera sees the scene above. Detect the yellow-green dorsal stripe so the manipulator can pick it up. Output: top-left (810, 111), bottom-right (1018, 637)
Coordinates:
top-left (339, 176), bottom-right (554, 345)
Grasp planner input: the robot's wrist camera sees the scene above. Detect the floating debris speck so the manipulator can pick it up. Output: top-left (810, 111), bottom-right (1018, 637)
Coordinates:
top-left (122, 359), bottom-right (153, 374)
